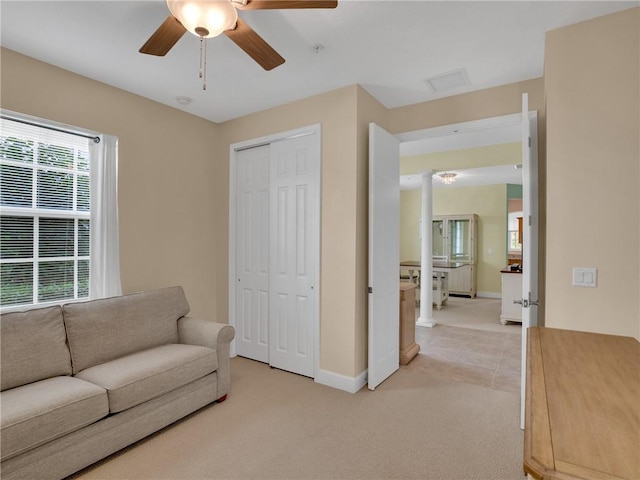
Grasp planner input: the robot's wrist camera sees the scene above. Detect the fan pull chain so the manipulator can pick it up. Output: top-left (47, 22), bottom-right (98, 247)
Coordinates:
top-left (199, 36), bottom-right (207, 91)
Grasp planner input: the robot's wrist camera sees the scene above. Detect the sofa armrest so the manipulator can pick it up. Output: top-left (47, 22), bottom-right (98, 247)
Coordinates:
top-left (177, 316), bottom-right (235, 401)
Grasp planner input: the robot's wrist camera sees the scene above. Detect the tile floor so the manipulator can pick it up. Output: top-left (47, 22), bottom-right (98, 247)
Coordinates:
top-left (404, 322), bottom-right (522, 395)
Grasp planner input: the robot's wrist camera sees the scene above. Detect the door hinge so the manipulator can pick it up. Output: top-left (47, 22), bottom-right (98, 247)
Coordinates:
top-left (368, 287), bottom-right (373, 294)
top-left (528, 136), bottom-right (532, 148)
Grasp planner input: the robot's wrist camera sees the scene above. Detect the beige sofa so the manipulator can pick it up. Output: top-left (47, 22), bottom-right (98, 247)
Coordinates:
top-left (0, 286), bottom-right (235, 480)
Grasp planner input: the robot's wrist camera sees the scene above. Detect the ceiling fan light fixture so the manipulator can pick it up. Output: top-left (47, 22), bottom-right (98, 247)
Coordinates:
top-left (167, 0), bottom-right (238, 38)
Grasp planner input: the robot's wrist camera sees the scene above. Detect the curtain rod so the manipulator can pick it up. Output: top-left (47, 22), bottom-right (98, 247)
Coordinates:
top-left (1, 115), bottom-right (100, 143)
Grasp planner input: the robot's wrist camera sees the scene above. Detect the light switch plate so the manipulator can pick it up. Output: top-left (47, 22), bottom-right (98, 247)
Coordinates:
top-left (572, 267), bottom-right (597, 288)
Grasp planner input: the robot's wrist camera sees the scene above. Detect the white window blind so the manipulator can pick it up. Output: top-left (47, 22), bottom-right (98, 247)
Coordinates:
top-left (0, 117), bottom-right (91, 308)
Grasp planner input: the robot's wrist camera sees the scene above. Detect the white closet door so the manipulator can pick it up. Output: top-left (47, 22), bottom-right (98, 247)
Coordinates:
top-left (268, 133), bottom-right (318, 378)
top-left (235, 145), bottom-right (270, 363)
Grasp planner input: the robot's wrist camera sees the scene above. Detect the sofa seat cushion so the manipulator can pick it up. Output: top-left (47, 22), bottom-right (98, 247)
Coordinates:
top-left (0, 376), bottom-right (108, 462)
top-left (75, 344), bottom-right (217, 413)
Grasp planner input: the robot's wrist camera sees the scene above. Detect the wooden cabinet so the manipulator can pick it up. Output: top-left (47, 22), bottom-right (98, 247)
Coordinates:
top-left (399, 283), bottom-right (420, 365)
top-left (446, 264), bottom-right (474, 297)
top-left (500, 271), bottom-right (522, 324)
top-left (525, 328), bottom-right (640, 480)
top-left (433, 214), bottom-right (477, 297)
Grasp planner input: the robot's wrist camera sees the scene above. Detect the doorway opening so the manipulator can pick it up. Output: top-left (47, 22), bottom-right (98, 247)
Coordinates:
top-left (398, 121), bottom-right (525, 393)
top-left (370, 104), bottom-right (539, 427)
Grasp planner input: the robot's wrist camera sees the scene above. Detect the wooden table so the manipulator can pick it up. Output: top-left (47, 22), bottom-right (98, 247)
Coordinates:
top-left (524, 327), bottom-right (640, 480)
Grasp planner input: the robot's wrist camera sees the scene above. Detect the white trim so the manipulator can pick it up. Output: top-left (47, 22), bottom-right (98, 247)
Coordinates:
top-left (476, 291), bottom-right (502, 299)
top-left (228, 124), bottom-right (322, 380)
top-left (315, 368), bottom-right (367, 394)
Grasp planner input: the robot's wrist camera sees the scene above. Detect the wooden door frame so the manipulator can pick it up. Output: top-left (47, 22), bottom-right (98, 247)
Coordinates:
top-left (228, 124), bottom-right (322, 379)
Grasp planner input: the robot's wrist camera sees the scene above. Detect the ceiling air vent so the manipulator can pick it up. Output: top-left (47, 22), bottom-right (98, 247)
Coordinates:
top-left (424, 68), bottom-right (470, 93)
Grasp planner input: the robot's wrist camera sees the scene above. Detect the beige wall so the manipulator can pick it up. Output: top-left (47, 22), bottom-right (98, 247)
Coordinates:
top-left (544, 7), bottom-right (640, 339)
top-left (219, 85), bottom-right (388, 377)
top-left (2, 46), bottom-right (548, 381)
top-left (354, 87), bottom-right (389, 373)
top-left (218, 85), bottom-right (366, 377)
top-left (388, 78), bottom-right (545, 134)
top-left (401, 185), bottom-right (508, 295)
top-left (9, 5), bottom-right (633, 381)
top-left (0, 48), bottom-right (224, 322)
top-left (1, 47), bottom-right (388, 379)
top-left (401, 142), bottom-right (522, 175)
top-left (1, 49), bottom-right (378, 378)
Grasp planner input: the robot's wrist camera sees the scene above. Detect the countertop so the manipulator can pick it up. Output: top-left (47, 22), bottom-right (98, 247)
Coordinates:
top-left (500, 267), bottom-right (522, 274)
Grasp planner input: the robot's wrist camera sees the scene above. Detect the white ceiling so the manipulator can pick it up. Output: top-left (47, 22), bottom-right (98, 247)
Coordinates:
top-left (1, 0), bottom-right (637, 124)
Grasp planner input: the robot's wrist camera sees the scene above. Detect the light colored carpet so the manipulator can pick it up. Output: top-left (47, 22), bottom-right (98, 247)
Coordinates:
top-left (430, 296), bottom-right (522, 335)
top-left (72, 356), bottom-right (524, 480)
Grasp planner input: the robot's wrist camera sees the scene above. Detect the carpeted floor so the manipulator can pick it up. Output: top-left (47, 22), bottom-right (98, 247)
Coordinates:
top-left (71, 353), bottom-right (524, 480)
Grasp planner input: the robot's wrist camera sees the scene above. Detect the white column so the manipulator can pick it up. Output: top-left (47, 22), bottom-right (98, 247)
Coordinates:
top-left (417, 171), bottom-right (436, 328)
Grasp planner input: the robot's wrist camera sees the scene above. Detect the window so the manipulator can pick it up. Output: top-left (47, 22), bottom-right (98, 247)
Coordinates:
top-left (1, 117), bottom-right (91, 308)
top-left (508, 230), bottom-right (522, 251)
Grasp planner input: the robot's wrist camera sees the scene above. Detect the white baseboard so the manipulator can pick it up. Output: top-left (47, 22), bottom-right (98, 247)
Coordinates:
top-left (315, 368), bottom-right (367, 394)
top-left (476, 292), bottom-right (502, 299)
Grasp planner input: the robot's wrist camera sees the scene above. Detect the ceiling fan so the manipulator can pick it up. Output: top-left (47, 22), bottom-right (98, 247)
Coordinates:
top-left (140, 0), bottom-right (338, 72)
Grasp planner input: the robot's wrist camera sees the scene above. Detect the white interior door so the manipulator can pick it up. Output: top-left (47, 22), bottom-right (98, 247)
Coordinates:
top-left (268, 133), bottom-right (319, 378)
top-left (235, 145), bottom-right (270, 363)
top-left (368, 123), bottom-right (400, 390)
top-left (520, 93), bottom-right (539, 428)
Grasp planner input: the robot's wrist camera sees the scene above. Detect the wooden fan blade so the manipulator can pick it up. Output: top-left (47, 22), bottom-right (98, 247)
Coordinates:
top-left (224, 18), bottom-right (285, 70)
top-left (237, 0), bottom-right (337, 10)
top-left (139, 16), bottom-right (187, 56)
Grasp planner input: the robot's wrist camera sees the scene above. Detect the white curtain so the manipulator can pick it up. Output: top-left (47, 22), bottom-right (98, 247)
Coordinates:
top-left (89, 134), bottom-right (122, 299)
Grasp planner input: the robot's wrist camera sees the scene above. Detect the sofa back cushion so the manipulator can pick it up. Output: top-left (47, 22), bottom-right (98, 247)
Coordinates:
top-left (63, 286), bottom-right (190, 373)
top-left (1, 306), bottom-right (72, 391)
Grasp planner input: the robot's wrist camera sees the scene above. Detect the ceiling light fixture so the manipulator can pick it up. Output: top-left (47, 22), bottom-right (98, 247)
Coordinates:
top-left (439, 172), bottom-right (457, 185)
top-left (166, 1), bottom-right (239, 90)
top-left (166, 0), bottom-right (238, 39)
